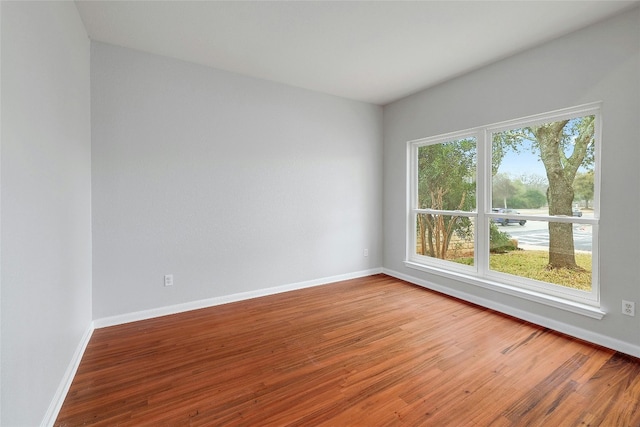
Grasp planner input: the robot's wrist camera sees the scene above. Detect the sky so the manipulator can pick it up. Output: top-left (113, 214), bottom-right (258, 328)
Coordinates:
top-left (497, 149), bottom-right (547, 179)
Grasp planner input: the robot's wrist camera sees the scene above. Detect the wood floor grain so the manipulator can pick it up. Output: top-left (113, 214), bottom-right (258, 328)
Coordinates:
top-left (55, 274), bottom-right (640, 426)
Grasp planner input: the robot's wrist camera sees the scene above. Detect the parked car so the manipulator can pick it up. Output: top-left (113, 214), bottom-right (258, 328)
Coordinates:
top-left (572, 208), bottom-right (582, 217)
top-left (492, 208), bottom-right (526, 226)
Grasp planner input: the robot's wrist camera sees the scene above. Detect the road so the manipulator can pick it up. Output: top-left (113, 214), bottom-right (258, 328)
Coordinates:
top-left (497, 211), bottom-right (593, 252)
top-left (501, 223), bottom-right (593, 252)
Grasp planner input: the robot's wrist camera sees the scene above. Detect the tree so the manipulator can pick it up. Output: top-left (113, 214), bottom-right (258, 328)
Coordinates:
top-left (491, 174), bottom-right (546, 209)
top-left (494, 116), bottom-right (595, 269)
top-left (573, 171), bottom-right (594, 209)
top-left (518, 173), bottom-right (548, 193)
top-left (417, 139), bottom-right (475, 259)
top-left (522, 188), bottom-right (547, 209)
top-left (492, 173), bottom-right (517, 209)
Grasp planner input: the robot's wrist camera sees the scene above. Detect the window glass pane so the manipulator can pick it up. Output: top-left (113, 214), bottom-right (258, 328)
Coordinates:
top-left (489, 220), bottom-right (592, 291)
top-left (418, 138), bottom-right (476, 211)
top-left (491, 115), bottom-right (595, 217)
top-left (416, 214), bottom-right (474, 266)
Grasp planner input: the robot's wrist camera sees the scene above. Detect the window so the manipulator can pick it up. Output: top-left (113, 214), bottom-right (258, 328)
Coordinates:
top-left (406, 104), bottom-right (601, 314)
top-left (415, 136), bottom-right (477, 266)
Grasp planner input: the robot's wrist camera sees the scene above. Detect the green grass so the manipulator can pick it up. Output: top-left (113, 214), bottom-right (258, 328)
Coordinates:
top-left (451, 250), bottom-right (592, 291)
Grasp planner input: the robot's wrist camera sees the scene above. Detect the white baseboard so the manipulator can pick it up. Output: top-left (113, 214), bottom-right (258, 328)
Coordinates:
top-left (41, 322), bottom-right (95, 427)
top-left (383, 267), bottom-right (640, 358)
top-left (94, 268), bottom-right (383, 329)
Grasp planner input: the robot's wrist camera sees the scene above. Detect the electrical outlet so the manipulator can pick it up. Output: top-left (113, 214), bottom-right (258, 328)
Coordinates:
top-left (622, 300), bottom-right (635, 316)
top-left (363, 248), bottom-right (369, 257)
top-left (164, 274), bottom-right (174, 287)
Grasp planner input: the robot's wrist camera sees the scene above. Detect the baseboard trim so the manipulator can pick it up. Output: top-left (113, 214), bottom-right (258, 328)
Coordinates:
top-left (41, 322), bottom-right (95, 427)
top-left (94, 268), bottom-right (384, 329)
top-left (383, 268), bottom-right (640, 358)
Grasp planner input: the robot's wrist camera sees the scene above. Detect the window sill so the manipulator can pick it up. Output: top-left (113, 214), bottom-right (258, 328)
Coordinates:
top-left (404, 261), bottom-right (605, 320)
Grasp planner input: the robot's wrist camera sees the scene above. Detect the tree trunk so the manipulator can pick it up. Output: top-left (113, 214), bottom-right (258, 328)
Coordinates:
top-left (418, 214), bottom-right (428, 256)
top-left (548, 222), bottom-right (576, 268)
top-left (426, 214), bottom-right (435, 257)
top-left (534, 121), bottom-right (579, 269)
top-left (546, 177), bottom-right (577, 269)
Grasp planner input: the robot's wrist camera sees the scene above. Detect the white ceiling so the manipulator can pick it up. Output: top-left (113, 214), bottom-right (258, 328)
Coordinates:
top-left (75, 1), bottom-right (639, 105)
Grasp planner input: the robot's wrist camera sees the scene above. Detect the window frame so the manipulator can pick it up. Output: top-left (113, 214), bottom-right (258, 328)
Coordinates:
top-left (407, 130), bottom-right (480, 274)
top-left (405, 103), bottom-right (603, 318)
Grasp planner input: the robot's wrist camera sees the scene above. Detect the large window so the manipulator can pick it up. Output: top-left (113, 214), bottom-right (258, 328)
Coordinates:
top-left (407, 104), bottom-right (601, 313)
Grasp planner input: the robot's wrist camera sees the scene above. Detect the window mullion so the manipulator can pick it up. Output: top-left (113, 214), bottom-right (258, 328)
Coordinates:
top-left (476, 130), bottom-right (489, 276)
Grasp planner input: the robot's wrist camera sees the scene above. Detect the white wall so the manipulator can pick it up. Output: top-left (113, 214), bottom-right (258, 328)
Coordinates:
top-left (91, 42), bottom-right (383, 319)
top-left (3, 3), bottom-right (634, 424)
top-left (0, 2), bottom-right (92, 426)
top-left (383, 8), bottom-right (640, 354)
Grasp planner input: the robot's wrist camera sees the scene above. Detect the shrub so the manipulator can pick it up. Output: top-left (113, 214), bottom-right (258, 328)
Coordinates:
top-left (490, 223), bottom-right (517, 253)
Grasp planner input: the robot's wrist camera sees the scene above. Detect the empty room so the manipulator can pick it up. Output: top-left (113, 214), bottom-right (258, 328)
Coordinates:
top-left (2, 1), bottom-right (640, 425)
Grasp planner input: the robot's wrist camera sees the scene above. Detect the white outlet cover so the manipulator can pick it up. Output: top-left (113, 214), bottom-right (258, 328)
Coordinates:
top-left (622, 300), bottom-right (635, 316)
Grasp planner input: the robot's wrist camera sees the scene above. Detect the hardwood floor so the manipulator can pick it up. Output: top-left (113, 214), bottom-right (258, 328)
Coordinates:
top-left (56, 274), bottom-right (640, 426)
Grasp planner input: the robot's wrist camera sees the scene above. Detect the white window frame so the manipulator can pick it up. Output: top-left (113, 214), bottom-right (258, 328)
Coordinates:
top-left (405, 103), bottom-right (603, 319)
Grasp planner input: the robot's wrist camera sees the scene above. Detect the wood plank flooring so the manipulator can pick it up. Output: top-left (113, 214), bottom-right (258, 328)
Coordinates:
top-left (56, 274), bottom-right (640, 426)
